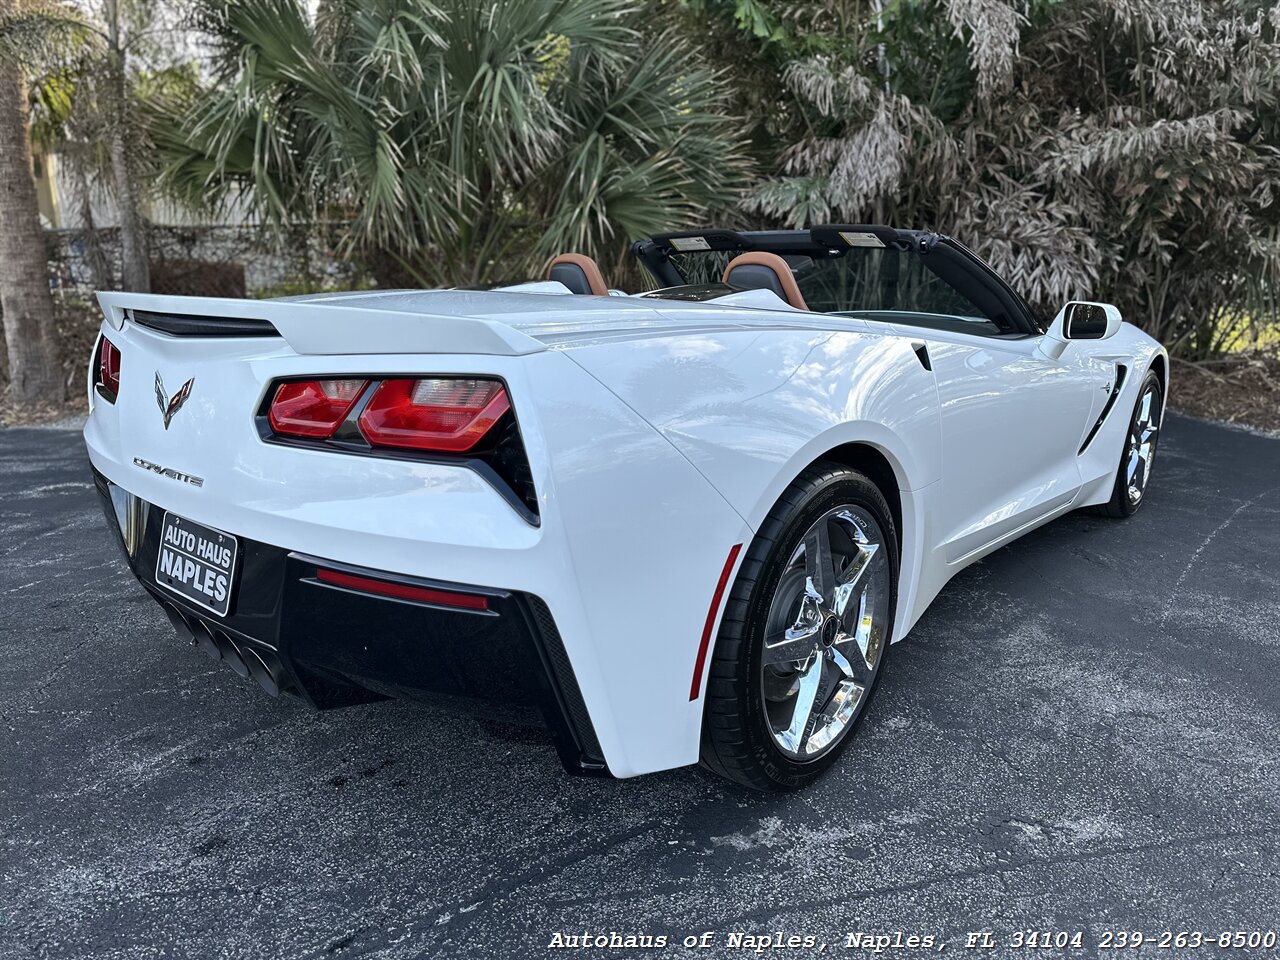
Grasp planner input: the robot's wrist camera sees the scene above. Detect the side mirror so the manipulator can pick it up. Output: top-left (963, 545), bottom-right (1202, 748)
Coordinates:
top-left (1039, 301), bottom-right (1122, 360)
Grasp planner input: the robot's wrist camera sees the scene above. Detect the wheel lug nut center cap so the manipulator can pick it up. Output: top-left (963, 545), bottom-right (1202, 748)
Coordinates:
top-left (821, 618), bottom-right (839, 647)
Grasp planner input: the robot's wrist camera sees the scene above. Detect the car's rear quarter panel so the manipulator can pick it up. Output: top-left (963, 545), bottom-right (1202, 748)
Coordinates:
top-left (564, 321), bottom-right (943, 639)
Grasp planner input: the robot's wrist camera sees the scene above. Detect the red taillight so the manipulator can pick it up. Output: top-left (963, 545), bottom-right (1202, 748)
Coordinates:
top-left (358, 378), bottom-right (510, 452)
top-left (315, 567), bottom-right (490, 611)
top-left (97, 337), bottom-right (121, 402)
top-left (268, 379), bottom-right (368, 438)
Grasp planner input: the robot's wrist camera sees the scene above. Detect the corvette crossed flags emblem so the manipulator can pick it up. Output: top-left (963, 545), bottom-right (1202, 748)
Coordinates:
top-left (155, 372), bottom-right (195, 429)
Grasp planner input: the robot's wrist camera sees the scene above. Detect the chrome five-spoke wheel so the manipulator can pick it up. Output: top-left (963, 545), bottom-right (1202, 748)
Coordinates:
top-left (761, 505), bottom-right (891, 760)
top-left (1126, 382), bottom-right (1161, 505)
top-left (1096, 368), bottom-right (1164, 518)
top-left (700, 463), bottom-right (898, 791)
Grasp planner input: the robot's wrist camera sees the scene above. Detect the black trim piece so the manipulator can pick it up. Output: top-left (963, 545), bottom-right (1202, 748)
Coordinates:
top-left (629, 239), bottom-right (684, 288)
top-left (639, 282), bottom-right (738, 303)
top-left (486, 414), bottom-right (538, 517)
top-left (130, 310), bottom-right (280, 338)
top-left (255, 375), bottom-right (540, 525)
top-left (1079, 365), bottom-right (1128, 454)
top-left (933, 237), bottom-right (1043, 336)
top-left (91, 470), bottom-right (609, 775)
top-left (912, 343), bottom-right (932, 371)
top-left (521, 595), bottom-right (607, 772)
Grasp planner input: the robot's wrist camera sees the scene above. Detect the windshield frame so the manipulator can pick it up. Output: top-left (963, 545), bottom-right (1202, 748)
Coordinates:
top-left (631, 225), bottom-right (1044, 337)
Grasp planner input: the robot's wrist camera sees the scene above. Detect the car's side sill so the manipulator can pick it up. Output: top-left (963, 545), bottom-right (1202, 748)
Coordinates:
top-left (946, 491), bottom-right (1079, 565)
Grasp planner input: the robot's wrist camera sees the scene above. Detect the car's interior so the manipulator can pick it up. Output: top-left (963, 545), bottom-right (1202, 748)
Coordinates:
top-left (720, 251), bottom-right (810, 310)
top-left (544, 253), bottom-right (609, 297)
top-left (541, 225), bottom-right (1045, 338)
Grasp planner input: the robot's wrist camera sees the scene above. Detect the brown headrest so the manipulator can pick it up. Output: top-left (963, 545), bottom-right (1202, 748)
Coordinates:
top-left (722, 251), bottom-right (808, 310)
top-left (545, 253), bottom-right (609, 297)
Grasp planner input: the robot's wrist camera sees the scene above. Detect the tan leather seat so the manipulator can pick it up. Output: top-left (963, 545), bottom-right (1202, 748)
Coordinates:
top-left (722, 251), bottom-right (808, 310)
top-left (545, 253), bottom-right (608, 296)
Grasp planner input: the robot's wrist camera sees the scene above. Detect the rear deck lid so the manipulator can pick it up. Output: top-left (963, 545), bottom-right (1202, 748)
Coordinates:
top-left (97, 291), bottom-right (547, 357)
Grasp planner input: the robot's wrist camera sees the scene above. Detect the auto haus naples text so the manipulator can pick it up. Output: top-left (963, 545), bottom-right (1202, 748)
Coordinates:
top-left (158, 522), bottom-right (232, 604)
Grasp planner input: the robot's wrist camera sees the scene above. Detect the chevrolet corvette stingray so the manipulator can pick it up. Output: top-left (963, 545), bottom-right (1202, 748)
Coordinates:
top-left (84, 225), bottom-right (1166, 790)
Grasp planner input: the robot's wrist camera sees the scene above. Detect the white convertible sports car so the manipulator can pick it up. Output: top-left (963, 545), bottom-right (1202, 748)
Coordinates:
top-left (85, 225), bottom-right (1166, 790)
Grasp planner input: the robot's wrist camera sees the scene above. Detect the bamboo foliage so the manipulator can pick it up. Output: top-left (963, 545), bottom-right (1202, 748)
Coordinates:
top-left (687, 0), bottom-right (1280, 356)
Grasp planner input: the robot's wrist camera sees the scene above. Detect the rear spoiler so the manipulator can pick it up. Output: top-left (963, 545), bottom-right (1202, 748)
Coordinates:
top-left (95, 292), bottom-right (547, 357)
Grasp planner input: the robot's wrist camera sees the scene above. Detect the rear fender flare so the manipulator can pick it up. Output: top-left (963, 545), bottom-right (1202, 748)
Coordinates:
top-left (739, 421), bottom-right (930, 646)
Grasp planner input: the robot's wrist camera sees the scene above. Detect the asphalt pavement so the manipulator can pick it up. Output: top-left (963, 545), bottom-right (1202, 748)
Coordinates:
top-left (2, 414), bottom-right (1278, 959)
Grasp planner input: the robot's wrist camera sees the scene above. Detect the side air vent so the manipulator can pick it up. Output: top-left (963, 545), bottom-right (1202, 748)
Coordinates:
top-left (130, 310), bottom-right (280, 338)
top-left (1079, 364), bottom-right (1127, 454)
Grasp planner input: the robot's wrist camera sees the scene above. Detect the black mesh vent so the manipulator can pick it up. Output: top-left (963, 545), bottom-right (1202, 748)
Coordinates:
top-left (527, 596), bottom-right (603, 762)
top-left (131, 310), bottom-right (279, 338)
top-left (485, 413), bottom-right (538, 517)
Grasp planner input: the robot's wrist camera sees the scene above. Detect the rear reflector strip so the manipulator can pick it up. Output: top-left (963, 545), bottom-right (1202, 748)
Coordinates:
top-left (315, 568), bottom-right (490, 611)
top-left (689, 543), bottom-right (743, 701)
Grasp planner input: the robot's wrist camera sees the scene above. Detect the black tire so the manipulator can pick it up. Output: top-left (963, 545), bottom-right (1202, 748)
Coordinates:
top-left (1092, 368), bottom-right (1163, 518)
top-left (700, 461), bottom-right (899, 791)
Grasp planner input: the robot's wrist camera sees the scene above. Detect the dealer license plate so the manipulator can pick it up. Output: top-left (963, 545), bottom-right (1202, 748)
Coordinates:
top-left (155, 511), bottom-right (238, 617)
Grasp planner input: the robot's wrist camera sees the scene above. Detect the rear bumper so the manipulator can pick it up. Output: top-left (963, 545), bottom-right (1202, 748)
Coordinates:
top-left (92, 468), bottom-right (607, 776)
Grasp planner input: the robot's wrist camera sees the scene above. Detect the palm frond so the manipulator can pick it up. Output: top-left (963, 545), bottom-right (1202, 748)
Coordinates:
top-left (158, 0), bottom-right (748, 286)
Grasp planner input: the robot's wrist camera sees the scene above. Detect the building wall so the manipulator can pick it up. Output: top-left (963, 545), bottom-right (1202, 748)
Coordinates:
top-left (45, 224), bottom-right (366, 299)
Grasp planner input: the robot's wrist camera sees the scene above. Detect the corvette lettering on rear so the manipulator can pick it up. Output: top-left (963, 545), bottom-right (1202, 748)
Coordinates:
top-left (133, 457), bottom-right (204, 487)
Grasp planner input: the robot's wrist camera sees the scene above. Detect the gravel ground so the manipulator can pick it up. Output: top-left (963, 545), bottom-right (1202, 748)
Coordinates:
top-left (2, 414), bottom-right (1278, 960)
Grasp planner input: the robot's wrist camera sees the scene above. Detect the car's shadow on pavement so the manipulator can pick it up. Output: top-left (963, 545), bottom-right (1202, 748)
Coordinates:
top-left (3, 414), bottom-right (1278, 959)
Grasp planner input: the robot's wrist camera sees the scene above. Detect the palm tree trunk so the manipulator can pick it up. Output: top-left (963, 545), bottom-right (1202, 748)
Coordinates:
top-left (107, 44), bottom-right (149, 292)
top-left (0, 14), bottom-right (64, 406)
